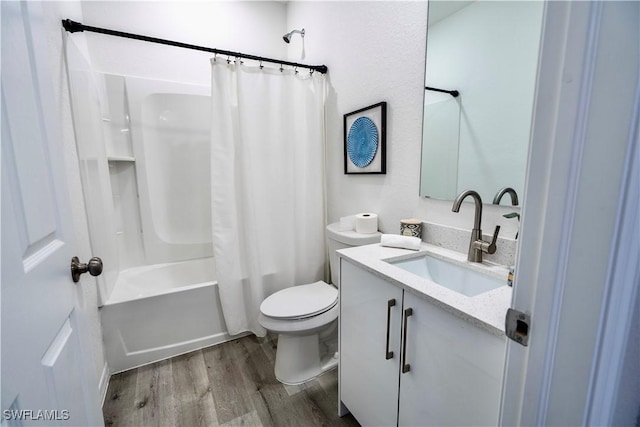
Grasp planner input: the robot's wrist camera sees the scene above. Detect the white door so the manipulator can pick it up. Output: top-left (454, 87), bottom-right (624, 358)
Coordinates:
top-left (1, 2), bottom-right (103, 425)
top-left (500, 1), bottom-right (640, 425)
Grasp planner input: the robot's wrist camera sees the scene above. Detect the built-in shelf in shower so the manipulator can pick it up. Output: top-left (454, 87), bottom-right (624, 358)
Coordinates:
top-left (107, 158), bottom-right (144, 270)
top-left (107, 156), bottom-right (135, 162)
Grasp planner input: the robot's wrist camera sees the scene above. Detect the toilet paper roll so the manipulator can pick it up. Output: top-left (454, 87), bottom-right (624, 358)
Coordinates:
top-left (338, 215), bottom-right (356, 231)
top-left (400, 219), bottom-right (422, 239)
top-left (355, 213), bottom-right (378, 234)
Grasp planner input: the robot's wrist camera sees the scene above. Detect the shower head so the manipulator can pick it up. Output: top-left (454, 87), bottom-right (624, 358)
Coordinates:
top-left (283, 28), bottom-right (305, 43)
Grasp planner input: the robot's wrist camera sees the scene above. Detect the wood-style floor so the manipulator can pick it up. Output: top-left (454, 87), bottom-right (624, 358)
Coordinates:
top-left (102, 335), bottom-right (360, 427)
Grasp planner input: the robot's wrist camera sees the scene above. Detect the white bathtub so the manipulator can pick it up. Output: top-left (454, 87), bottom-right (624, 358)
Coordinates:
top-left (101, 258), bottom-right (237, 373)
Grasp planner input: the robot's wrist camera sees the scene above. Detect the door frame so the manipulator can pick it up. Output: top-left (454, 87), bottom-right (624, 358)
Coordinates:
top-left (500, 1), bottom-right (640, 425)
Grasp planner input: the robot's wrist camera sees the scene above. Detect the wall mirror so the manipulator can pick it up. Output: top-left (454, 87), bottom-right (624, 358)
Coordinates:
top-left (420, 0), bottom-right (544, 203)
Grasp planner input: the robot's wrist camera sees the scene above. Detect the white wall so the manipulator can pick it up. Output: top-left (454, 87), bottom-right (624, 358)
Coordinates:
top-left (286, 1), bottom-right (426, 234)
top-left (287, 1), bottom-right (521, 240)
top-left (80, 1), bottom-right (287, 86)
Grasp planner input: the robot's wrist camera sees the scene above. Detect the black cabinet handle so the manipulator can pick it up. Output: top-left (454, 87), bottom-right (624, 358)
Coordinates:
top-left (385, 299), bottom-right (396, 360)
top-left (402, 307), bottom-right (413, 373)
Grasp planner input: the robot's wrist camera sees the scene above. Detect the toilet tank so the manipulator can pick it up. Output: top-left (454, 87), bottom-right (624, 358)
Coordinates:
top-left (326, 222), bottom-right (381, 287)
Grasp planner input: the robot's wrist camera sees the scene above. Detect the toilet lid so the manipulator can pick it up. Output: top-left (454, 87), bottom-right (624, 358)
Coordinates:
top-left (260, 281), bottom-right (338, 320)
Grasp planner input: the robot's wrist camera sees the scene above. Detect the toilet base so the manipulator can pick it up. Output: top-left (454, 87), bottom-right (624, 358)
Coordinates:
top-left (274, 328), bottom-right (338, 385)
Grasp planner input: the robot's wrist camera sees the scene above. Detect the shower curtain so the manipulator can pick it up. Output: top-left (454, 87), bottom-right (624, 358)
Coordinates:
top-left (210, 59), bottom-right (327, 336)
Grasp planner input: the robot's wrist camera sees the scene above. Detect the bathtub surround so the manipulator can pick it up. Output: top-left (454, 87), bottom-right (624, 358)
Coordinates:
top-left (126, 76), bottom-right (212, 265)
top-left (65, 42), bottom-right (230, 372)
top-left (210, 60), bottom-right (327, 337)
top-left (65, 38), bottom-right (215, 301)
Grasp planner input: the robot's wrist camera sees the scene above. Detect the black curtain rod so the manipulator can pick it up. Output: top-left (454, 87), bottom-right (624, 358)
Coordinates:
top-left (425, 86), bottom-right (459, 98)
top-left (61, 19), bottom-right (328, 74)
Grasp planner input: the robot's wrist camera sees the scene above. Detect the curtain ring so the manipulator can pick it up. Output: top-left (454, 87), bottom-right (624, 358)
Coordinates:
top-left (280, 64), bottom-right (284, 72)
top-left (295, 66), bottom-right (298, 75)
top-left (227, 55), bottom-right (231, 64)
top-left (259, 60), bottom-right (264, 70)
top-left (213, 52), bottom-right (217, 62)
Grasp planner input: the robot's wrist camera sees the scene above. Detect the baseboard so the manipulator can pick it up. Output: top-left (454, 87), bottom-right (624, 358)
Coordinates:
top-left (98, 362), bottom-right (110, 407)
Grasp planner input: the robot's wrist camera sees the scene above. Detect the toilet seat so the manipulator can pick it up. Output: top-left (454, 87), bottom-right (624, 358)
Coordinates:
top-left (260, 281), bottom-right (337, 320)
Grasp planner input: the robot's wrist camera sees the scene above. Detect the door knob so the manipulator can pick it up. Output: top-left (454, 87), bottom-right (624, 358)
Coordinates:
top-left (70, 256), bottom-right (103, 283)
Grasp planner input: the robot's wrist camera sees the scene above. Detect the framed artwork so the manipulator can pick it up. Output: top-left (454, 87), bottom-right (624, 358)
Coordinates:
top-left (344, 102), bottom-right (387, 174)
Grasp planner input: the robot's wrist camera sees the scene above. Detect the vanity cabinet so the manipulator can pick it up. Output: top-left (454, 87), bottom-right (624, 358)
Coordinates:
top-left (340, 258), bottom-right (403, 426)
top-left (339, 259), bottom-right (506, 426)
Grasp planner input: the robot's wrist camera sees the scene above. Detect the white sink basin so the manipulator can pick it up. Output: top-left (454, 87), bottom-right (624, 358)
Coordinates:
top-left (387, 255), bottom-right (505, 297)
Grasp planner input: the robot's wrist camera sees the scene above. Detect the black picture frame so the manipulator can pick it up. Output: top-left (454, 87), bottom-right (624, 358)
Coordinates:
top-left (344, 101), bottom-right (387, 174)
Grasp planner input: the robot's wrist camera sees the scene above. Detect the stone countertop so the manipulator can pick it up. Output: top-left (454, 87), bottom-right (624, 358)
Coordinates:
top-left (337, 242), bottom-right (513, 337)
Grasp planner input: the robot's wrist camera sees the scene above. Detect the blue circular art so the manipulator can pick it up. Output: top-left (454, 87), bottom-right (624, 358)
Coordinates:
top-left (347, 117), bottom-right (379, 168)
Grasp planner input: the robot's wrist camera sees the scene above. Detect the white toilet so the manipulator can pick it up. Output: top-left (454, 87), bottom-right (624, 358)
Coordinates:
top-left (258, 222), bottom-right (381, 385)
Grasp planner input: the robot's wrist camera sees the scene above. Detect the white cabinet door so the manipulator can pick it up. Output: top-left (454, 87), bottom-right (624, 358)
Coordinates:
top-left (340, 260), bottom-right (403, 427)
top-left (398, 291), bottom-right (506, 426)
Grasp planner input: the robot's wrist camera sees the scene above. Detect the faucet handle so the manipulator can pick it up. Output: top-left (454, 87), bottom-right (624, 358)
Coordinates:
top-left (474, 225), bottom-right (501, 256)
top-left (486, 225), bottom-right (501, 254)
